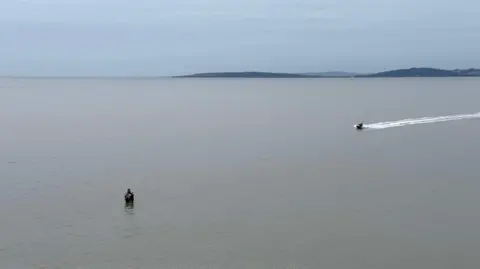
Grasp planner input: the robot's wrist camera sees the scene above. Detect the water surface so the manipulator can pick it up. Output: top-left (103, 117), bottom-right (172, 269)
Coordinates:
top-left (1, 78), bottom-right (480, 269)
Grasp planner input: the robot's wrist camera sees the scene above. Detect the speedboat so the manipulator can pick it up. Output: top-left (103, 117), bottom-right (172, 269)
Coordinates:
top-left (355, 122), bottom-right (364, 130)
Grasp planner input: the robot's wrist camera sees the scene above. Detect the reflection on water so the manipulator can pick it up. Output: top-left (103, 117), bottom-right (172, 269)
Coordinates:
top-left (124, 202), bottom-right (134, 215)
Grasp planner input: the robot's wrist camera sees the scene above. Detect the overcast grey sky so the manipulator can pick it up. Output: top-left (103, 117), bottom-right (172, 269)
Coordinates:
top-left (1, 0), bottom-right (479, 76)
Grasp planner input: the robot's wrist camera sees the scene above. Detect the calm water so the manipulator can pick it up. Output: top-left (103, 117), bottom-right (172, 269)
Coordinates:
top-left (1, 78), bottom-right (480, 269)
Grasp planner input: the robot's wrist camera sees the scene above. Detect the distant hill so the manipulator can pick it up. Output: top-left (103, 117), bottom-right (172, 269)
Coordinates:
top-left (173, 72), bottom-right (311, 78)
top-left (173, 68), bottom-right (480, 78)
top-left (356, 67), bottom-right (480, 77)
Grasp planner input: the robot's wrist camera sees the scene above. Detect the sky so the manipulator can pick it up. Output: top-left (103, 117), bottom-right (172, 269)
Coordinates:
top-left (1, 0), bottom-right (479, 76)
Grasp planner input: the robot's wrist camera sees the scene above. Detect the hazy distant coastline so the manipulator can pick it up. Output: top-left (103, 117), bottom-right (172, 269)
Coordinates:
top-left (173, 71), bottom-right (358, 78)
top-left (2, 68), bottom-right (480, 79)
top-left (174, 68), bottom-right (480, 78)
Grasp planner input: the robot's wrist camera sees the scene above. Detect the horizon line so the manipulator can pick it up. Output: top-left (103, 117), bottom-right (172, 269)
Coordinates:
top-left (0, 67), bottom-right (478, 79)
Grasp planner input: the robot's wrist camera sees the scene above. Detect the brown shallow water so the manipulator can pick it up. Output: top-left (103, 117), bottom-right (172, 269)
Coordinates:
top-left (1, 77), bottom-right (480, 269)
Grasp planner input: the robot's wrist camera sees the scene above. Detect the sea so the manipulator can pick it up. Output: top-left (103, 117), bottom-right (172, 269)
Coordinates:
top-left (1, 77), bottom-right (480, 269)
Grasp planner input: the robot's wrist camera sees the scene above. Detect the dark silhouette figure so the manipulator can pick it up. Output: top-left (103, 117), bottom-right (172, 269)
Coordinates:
top-left (125, 188), bottom-right (134, 203)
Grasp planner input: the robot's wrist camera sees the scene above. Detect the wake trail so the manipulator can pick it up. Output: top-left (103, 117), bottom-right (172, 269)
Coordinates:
top-left (362, 112), bottom-right (480, 130)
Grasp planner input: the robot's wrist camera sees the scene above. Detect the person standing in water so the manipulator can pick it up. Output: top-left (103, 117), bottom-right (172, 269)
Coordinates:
top-left (125, 188), bottom-right (134, 203)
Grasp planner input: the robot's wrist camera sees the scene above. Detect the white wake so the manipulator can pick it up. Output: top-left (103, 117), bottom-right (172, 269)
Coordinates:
top-left (360, 112), bottom-right (480, 130)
